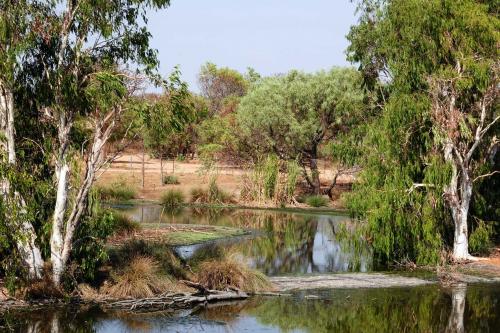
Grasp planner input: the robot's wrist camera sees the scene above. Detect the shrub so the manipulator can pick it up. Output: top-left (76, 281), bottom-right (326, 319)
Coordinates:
top-left (163, 175), bottom-right (180, 185)
top-left (107, 240), bottom-right (187, 279)
top-left (161, 190), bottom-right (185, 208)
top-left (112, 212), bottom-right (140, 236)
top-left (190, 178), bottom-right (233, 204)
top-left (101, 256), bottom-right (173, 298)
top-left (469, 221), bottom-right (493, 255)
top-left (195, 256), bottom-right (272, 292)
top-left (305, 195), bottom-right (329, 207)
top-left (97, 179), bottom-right (137, 201)
top-left (263, 155), bottom-right (279, 199)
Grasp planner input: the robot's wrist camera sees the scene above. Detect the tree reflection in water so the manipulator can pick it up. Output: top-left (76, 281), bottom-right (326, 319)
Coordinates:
top-left (3, 284), bottom-right (500, 332)
top-left (176, 211), bottom-right (373, 276)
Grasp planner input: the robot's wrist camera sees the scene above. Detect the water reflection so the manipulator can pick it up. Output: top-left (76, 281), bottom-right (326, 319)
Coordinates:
top-left (4, 284), bottom-right (499, 332)
top-left (114, 205), bottom-right (373, 275)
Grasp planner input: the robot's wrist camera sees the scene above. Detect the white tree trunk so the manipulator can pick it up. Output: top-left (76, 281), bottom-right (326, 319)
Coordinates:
top-left (444, 143), bottom-right (473, 261)
top-left (50, 160), bottom-right (70, 285)
top-left (0, 80), bottom-right (44, 279)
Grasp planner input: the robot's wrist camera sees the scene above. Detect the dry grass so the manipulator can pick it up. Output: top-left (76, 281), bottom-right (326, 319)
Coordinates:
top-left (195, 255), bottom-right (272, 293)
top-left (101, 256), bottom-right (173, 298)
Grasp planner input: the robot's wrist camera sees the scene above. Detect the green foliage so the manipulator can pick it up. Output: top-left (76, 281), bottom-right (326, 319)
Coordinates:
top-left (198, 62), bottom-right (248, 114)
top-left (96, 179), bottom-right (137, 201)
top-left (241, 155), bottom-right (301, 205)
top-left (190, 178), bottom-right (233, 204)
top-left (237, 68), bottom-right (365, 192)
top-left (469, 221), bottom-right (493, 256)
top-left (263, 155), bottom-right (279, 199)
top-left (305, 195), bottom-right (329, 208)
top-left (346, 0), bottom-right (499, 264)
top-left (162, 174), bottom-right (179, 185)
top-left (69, 191), bottom-right (135, 283)
top-left (161, 190), bottom-right (185, 208)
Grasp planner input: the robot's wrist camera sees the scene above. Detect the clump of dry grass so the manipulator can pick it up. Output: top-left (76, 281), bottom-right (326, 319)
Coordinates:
top-left (195, 255), bottom-right (272, 292)
top-left (78, 283), bottom-right (101, 301)
top-left (101, 256), bottom-right (173, 298)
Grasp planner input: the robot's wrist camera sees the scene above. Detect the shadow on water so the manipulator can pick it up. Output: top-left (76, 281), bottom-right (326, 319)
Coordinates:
top-left (113, 204), bottom-right (373, 275)
top-left (3, 284), bottom-right (500, 332)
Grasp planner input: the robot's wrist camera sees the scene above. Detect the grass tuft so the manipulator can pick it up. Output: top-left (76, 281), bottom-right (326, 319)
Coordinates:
top-left (195, 255), bottom-right (272, 292)
top-left (101, 256), bottom-right (173, 298)
top-left (305, 195), bottom-right (329, 207)
top-left (112, 212), bottom-right (140, 236)
top-left (97, 180), bottom-right (137, 201)
top-left (163, 175), bottom-right (180, 185)
top-left (190, 178), bottom-right (233, 204)
top-left (161, 190), bottom-right (185, 208)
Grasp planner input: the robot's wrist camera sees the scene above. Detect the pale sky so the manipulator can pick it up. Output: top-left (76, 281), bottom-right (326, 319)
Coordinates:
top-left (147, 0), bottom-right (358, 92)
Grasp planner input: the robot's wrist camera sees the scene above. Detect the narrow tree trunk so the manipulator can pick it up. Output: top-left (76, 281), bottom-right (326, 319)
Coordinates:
top-left (142, 142), bottom-right (145, 189)
top-left (310, 156), bottom-right (321, 195)
top-left (160, 155), bottom-right (163, 184)
top-left (0, 81), bottom-right (43, 279)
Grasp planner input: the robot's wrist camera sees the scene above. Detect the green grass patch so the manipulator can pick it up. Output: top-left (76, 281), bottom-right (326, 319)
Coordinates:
top-left (163, 227), bottom-right (247, 246)
top-left (161, 190), bottom-right (185, 209)
top-left (305, 195), bottom-right (330, 207)
top-left (97, 180), bottom-right (137, 201)
top-left (163, 175), bottom-right (180, 185)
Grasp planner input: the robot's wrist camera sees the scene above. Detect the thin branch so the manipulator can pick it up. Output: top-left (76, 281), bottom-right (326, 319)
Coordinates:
top-left (473, 170), bottom-right (500, 183)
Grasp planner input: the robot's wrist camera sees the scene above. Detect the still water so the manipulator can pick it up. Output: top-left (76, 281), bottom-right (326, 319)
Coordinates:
top-left (114, 204), bottom-right (373, 275)
top-left (3, 284), bottom-right (500, 332)
top-left (2, 205), bottom-right (499, 332)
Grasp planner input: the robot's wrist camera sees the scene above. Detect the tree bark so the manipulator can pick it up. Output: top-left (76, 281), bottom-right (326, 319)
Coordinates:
top-left (444, 143), bottom-right (472, 261)
top-left (309, 145), bottom-right (321, 195)
top-left (0, 80), bottom-right (43, 279)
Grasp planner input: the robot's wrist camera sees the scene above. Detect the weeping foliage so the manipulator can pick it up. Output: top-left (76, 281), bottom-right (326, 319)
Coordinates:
top-left (346, 0), bottom-right (499, 264)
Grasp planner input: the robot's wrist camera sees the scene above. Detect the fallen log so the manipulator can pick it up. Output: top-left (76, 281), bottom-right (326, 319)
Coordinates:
top-left (99, 289), bottom-right (249, 312)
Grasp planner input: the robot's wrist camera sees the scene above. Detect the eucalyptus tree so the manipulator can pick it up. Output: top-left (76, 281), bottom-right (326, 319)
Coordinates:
top-left (0, 0), bottom-right (45, 279)
top-left (22, 0), bottom-right (169, 285)
top-left (198, 62), bottom-right (248, 115)
top-left (347, 0), bottom-right (498, 262)
top-left (237, 68), bottom-right (365, 194)
top-left (142, 67), bottom-right (194, 180)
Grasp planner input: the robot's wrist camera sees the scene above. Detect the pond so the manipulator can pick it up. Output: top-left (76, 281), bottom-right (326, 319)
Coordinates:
top-left (3, 284), bottom-right (500, 332)
top-left (113, 204), bottom-right (373, 275)
top-left (3, 204), bottom-right (500, 332)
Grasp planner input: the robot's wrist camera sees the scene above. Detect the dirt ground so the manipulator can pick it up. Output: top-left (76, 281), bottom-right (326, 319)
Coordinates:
top-left (96, 150), bottom-right (355, 207)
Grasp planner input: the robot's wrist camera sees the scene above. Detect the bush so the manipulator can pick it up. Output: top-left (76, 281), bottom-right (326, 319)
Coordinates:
top-left (163, 175), bottom-right (180, 185)
top-left (305, 195), bottom-right (329, 207)
top-left (195, 255), bottom-right (272, 292)
top-left (97, 179), bottom-right (137, 201)
top-left (161, 190), bottom-right (185, 208)
top-left (107, 240), bottom-right (187, 279)
top-left (101, 256), bottom-right (173, 298)
top-left (469, 221), bottom-right (493, 255)
top-left (190, 178), bottom-right (233, 204)
top-left (112, 212), bottom-right (140, 236)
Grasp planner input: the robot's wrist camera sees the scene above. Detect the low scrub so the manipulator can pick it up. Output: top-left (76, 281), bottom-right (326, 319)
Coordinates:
top-left (190, 178), bottom-right (233, 204)
top-left (112, 212), bottom-right (140, 236)
top-left (469, 221), bottom-right (494, 255)
top-left (97, 180), bottom-right (137, 201)
top-left (101, 256), bottom-right (173, 298)
top-left (195, 255), bottom-right (272, 292)
top-left (161, 190), bottom-right (185, 208)
top-left (108, 240), bottom-right (187, 279)
top-left (305, 195), bottom-right (329, 208)
top-left (163, 175), bottom-right (180, 185)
